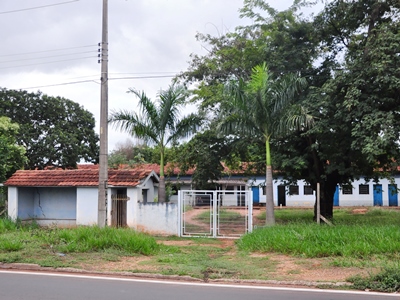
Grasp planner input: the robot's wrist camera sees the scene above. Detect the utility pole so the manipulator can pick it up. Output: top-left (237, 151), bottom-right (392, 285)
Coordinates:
top-left (98, 0), bottom-right (108, 227)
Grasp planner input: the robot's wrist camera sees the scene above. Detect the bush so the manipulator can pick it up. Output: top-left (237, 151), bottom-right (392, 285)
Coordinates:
top-left (350, 266), bottom-right (400, 292)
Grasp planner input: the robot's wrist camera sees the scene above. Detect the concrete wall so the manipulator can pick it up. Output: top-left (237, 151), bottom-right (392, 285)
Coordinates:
top-left (134, 202), bottom-right (179, 235)
top-left (250, 178), bottom-right (315, 206)
top-left (16, 187), bottom-right (35, 219)
top-left (338, 178), bottom-right (399, 206)
top-left (126, 187), bottom-right (140, 227)
top-left (7, 187), bottom-right (18, 219)
top-left (250, 176), bottom-right (400, 207)
top-left (32, 187), bottom-right (76, 219)
top-left (9, 187), bottom-right (77, 226)
top-left (77, 187), bottom-right (98, 225)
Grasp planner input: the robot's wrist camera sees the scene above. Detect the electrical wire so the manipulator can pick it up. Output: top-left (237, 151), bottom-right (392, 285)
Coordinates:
top-left (17, 74), bottom-right (177, 90)
top-left (18, 80), bottom-right (100, 90)
top-left (0, 51), bottom-right (98, 64)
top-left (0, 56), bottom-right (97, 70)
top-left (0, 45), bottom-right (98, 58)
top-left (0, 1), bottom-right (79, 14)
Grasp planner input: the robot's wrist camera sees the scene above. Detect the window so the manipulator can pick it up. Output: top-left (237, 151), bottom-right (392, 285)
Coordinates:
top-left (304, 186), bottom-right (313, 195)
top-left (225, 185), bottom-right (234, 195)
top-left (289, 185), bottom-right (299, 195)
top-left (342, 185), bottom-right (353, 195)
top-left (359, 184), bottom-right (369, 195)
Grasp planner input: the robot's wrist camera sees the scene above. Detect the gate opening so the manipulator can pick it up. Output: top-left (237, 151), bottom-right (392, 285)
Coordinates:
top-left (179, 190), bottom-right (253, 238)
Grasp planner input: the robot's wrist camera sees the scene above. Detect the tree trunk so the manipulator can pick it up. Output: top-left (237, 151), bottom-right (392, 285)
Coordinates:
top-left (265, 165), bottom-right (275, 225)
top-left (265, 138), bottom-right (275, 225)
top-left (314, 180), bottom-right (336, 221)
top-left (158, 176), bottom-right (166, 203)
top-left (158, 146), bottom-right (166, 203)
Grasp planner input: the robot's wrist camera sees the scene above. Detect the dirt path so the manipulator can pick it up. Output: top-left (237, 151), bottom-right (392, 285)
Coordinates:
top-left (70, 238), bottom-right (367, 284)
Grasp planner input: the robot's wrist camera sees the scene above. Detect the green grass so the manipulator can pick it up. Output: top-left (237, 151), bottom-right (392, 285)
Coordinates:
top-left (195, 209), bottom-right (243, 222)
top-left (143, 244), bottom-right (276, 280)
top-left (2, 208), bottom-right (400, 290)
top-left (238, 224), bottom-right (400, 258)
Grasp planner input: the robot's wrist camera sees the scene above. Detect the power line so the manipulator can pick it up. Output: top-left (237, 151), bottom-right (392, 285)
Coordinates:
top-left (0, 56), bottom-right (97, 70)
top-left (0, 1), bottom-right (79, 14)
top-left (18, 80), bottom-right (99, 90)
top-left (17, 74), bottom-right (177, 90)
top-left (0, 51), bottom-right (97, 64)
top-left (0, 45), bottom-right (98, 58)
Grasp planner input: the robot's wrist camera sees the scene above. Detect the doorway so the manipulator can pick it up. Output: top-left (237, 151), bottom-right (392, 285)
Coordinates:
top-left (111, 188), bottom-right (129, 227)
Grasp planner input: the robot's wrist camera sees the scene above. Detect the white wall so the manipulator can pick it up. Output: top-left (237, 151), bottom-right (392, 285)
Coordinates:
top-left (250, 178), bottom-right (315, 206)
top-left (7, 187), bottom-right (18, 220)
top-left (126, 187), bottom-right (140, 228)
top-left (76, 187), bottom-right (98, 225)
top-left (249, 176), bottom-right (400, 207)
top-left (338, 178), bottom-right (399, 207)
top-left (134, 202), bottom-right (179, 235)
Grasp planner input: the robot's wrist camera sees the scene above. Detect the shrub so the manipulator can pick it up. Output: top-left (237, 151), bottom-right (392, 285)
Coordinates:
top-left (350, 266), bottom-right (400, 292)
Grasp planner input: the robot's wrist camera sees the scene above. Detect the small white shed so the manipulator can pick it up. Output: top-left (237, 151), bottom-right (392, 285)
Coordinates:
top-left (5, 166), bottom-right (161, 228)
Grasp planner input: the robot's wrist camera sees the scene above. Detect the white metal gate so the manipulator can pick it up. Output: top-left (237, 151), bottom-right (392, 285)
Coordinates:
top-left (178, 190), bottom-right (253, 238)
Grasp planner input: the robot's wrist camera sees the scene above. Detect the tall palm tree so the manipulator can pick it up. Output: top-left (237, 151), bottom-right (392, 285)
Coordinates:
top-left (220, 63), bottom-right (308, 225)
top-left (109, 84), bottom-right (203, 203)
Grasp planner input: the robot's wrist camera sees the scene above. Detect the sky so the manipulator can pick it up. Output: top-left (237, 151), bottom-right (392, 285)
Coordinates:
top-left (0, 0), bottom-right (311, 152)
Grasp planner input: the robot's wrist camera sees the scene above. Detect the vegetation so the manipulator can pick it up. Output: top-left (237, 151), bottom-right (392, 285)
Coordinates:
top-left (0, 88), bottom-right (99, 169)
top-left (109, 84), bottom-right (203, 202)
top-left (179, 0), bottom-right (400, 221)
top-left (1, 208), bottom-right (400, 291)
top-left (350, 267), bottom-right (400, 293)
top-left (0, 117), bottom-right (27, 182)
top-left (0, 220), bottom-right (159, 256)
top-left (220, 63), bottom-right (308, 225)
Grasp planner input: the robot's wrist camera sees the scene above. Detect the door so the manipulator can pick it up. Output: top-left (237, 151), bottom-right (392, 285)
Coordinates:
top-left (277, 185), bottom-right (286, 206)
top-left (333, 185), bottom-right (339, 206)
top-left (252, 186), bottom-right (260, 205)
top-left (388, 184), bottom-right (398, 206)
top-left (373, 184), bottom-right (383, 206)
top-left (111, 188), bottom-right (128, 227)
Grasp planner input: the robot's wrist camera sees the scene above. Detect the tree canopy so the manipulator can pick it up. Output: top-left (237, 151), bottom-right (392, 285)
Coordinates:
top-left (0, 117), bottom-right (27, 182)
top-left (0, 88), bottom-right (99, 169)
top-left (179, 0), bottom-right (400, 220)
top-left (109, 84), bottom-right (203, 203)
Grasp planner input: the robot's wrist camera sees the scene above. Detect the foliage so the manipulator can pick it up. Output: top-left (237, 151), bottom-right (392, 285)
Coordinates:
top-left (350, 266), bottom-right (400, 293)
top-left (0, 218), bottom-right (160, 256)
top-left (219, 63), bottom-right (308, 225)
top-left (272, 0), bottom-right (400, 219)
top-left (175, 130), bottom-right (228, 189)
top-left (108, 139), bottom-right (159, 168)
top-left (109, 83), bottom-right (203, 202)
top-left (0, 117), bottom-right (27, 182)
top-left (0, 88), bottom-right (99, 169)
top-left (53, 226), bottom-right (159, 255)
top-left (239, 208), bottom-right (400, 258)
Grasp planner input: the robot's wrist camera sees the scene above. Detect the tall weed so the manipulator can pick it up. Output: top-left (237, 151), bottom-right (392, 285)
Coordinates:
top-left (54, 226), bottom-right (160, 255)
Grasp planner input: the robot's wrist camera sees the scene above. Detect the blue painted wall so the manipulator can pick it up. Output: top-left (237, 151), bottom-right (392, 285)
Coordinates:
top-left (32, 187), bottom-right (76, 219)
top-left (18, 188), bottom-right (35, 219)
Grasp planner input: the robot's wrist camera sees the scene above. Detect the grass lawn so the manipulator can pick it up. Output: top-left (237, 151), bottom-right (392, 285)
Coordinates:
top-left (1, 207), bottom-right (400, 292)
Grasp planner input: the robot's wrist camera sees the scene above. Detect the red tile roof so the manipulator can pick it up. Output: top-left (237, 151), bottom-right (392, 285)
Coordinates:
top-left (5, 168), bottom-right (157, 187)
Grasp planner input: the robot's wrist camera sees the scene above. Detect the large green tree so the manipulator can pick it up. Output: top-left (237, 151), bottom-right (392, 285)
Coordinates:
top-left (0, 88), bottom-right (99, 169)
top-left (220, 63), bottom-right (307, 225)
top-left (109, 84), bottom-right (203, 203)
top-left (182, 0), bottom-right (400, 221)
top-left (274, 0), bottom-right (400, 219)
top-left (0, 117), bottom-right (27, 182)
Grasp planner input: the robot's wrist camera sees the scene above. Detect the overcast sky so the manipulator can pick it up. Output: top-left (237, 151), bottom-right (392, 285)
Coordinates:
top-left (1, 0), bottom-right (309, 152)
